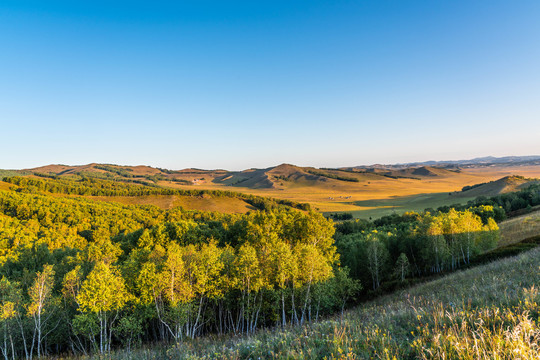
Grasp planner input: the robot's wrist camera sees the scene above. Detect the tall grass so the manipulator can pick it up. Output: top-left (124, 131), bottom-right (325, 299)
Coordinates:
top-left (499, 211), bottom-right (540, 246)
top-left (76, 246), bottom-right (540, 359)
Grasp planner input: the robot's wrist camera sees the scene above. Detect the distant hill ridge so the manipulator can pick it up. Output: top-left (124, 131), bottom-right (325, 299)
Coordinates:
top-left (2, 156), bottom-right (539, 218)
top-left (18, 162), bottom-right (439, 192)
top-left (17, 156), bottom-right (540, 191)
top-left (23, 155), bottom-right (540, 175)
top-left (355, 155), bottom-right (540, 169)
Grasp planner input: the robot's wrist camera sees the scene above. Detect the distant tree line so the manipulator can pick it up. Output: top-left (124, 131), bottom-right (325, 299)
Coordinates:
top-left (326, 212), bottom-right (354, 221)
top-left (306, 170), bottom-right (360, 182)
top-left (321, 168), bottom-right (421, 180)
top-left (94, 164), bottom-right (136, 178)
top-left (461, 182), bottom-right (489, 192)
top-left (93, 165), bottom-right (193, 185)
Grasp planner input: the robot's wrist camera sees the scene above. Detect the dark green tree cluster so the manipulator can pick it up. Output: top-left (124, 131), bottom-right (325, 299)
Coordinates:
top-left (326, 212), bottom-right (354, 221)
top-left (93, 165), bottom-right (136, 178)
top-left (306, 170), bottom-right (359, 182)
top-left (335, 208), bottom-right (500, 291)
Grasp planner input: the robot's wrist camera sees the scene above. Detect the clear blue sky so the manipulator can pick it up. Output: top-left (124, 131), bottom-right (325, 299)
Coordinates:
top-left (1, 1), bottom-right (539, 170)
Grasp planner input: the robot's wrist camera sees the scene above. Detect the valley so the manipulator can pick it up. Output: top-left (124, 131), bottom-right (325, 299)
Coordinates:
top-left (17, 157), bottom-right (540, 218)
top-left (1, 156), bottom-right (539, 358)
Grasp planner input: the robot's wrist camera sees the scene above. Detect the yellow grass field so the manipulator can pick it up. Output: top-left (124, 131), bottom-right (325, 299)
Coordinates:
top-left (88, 194), bottom-right (255, 214)
top-left (158, 165), bottom-right (540, 218)
top-left (0, 181), bottom-right (13, 191)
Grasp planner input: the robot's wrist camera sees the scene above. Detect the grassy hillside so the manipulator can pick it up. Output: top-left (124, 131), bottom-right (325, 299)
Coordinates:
top-left (0, 181), bottom-right (12, 191)
top-left (1, 175), bottom-right (310, 213)
top-left (499, 209), bottom-right (540, 247)
top-left (96, 245), bottom-right (540, 359)
top-left (457, 175), bottom-right (540, 198)
top-left (88, 194), bottom-right (256, 213)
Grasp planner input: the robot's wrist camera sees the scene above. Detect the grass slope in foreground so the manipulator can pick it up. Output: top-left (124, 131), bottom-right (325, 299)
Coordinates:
top-left (92, 246), bottom-right (540, 359)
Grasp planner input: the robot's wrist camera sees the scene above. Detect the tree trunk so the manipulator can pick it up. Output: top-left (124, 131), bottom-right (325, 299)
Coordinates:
top-left (281, 292), bottom-right (286, 327)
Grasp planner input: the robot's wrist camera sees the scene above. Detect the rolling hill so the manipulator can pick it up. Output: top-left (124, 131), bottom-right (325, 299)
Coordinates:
top-left (3, 156), bottom-right (539, 218)
top-left (25, 163), bottom-right (469, 188)
top-left (354, 155), bottom-right (540, 168)
top-left (457, 175), bottom-right (540, 198)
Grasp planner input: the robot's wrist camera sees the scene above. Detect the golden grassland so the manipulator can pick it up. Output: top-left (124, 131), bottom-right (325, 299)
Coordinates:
top-left (0, 181), bottom-right (12, 191)
top-left (157, 166), bottom-right (540, 218)
top-left (87, 194), bottom-right (256, 214)
top-left (79, 243), bottom-right (540, 359)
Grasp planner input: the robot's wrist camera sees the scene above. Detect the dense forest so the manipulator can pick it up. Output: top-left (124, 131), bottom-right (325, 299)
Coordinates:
top-left (3, 176), bottom-right (311, 211)
top-left (0, 179), bottom-right (348, 357)
top-left (0, 177), bottom-right (536, 357)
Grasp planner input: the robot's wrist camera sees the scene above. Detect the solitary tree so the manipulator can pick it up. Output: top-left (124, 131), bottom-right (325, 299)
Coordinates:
top-left (394, 253), bottom-right (410, 282)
